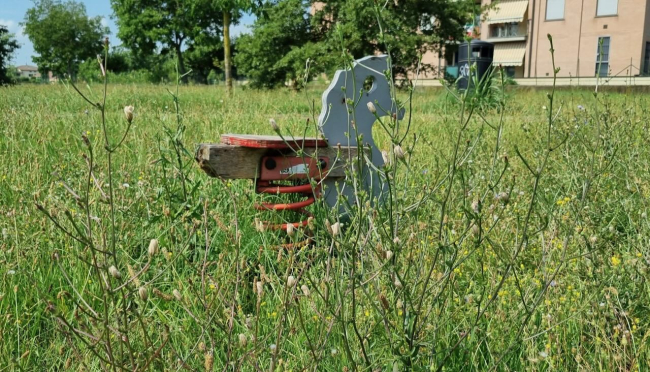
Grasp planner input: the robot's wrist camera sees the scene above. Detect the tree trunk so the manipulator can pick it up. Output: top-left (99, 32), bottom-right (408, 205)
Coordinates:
top-left (223, 9), bottom-right (232, 94)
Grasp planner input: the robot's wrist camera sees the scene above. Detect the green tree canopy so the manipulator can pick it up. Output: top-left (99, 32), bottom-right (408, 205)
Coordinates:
top-left (235, 0), bottom-right (331, 88)
top-left (237, 0), bottom-right (478, 87)
top-left (313, 0), bottom-right (478, 77)
top-left (23, 0), bottom-right (108, 77)
top-left (0, 25), bottom-right (20, 85)
top-left (111, 0), bottom-right (222, 82)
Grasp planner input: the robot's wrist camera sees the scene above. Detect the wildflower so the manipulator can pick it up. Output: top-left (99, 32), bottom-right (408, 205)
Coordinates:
top-left (539, 351), bottom-right (548, 359)
top-left (394, 276), bottom-right (403, 289)
top-left (301, 284), bottom-right (310, 297)
top-left (238, 333), bottom-right (247, 347)
top-left (382, 150), bottom-right (391, 166)
top-left (495, 192), bottom-right (509, 203)
top-left (138, 286), bottom-right (148, 301)
top-left (393, 236), bottom-right (400, 244)
top-left (367, 101), bottom-right (377, 114)
top-left (269, 118), bottom-right (279, 132)
top-left (331, 222), bottom-right (341, 237)
top-left (108, 265), bottom-right (121, 279)
top-left (325, 220), bottom-right (333, 235)
top-left (331, 348), bottom-right (338, 356)
top-left (270, 344), bottom-right (277, 352)
top-left (394, 145), bottom-right (406, 160)
top-left (148, 239), bottom-right (159, 256)
top-left (611, 256), bottom-right (621, 266)
top-left (255, 218), bottom-right (265, 232)
top-left (471, 199), bottom-right (480, 214)
top-left (122, 183), bottom-right (130, 189)
top-left (7, 270), bottom-right (15, 275)
top-left (589, 236), bottom-right (598, 244)
top-left (385, 250), bottom-right (393, 260)
top-left (287, 275), bottom-right (297, 287)
top-left (286, 223), bottom-right (295, 237)
top-left (173, 289), bottom-right (182, 301)
top-left (542, 106), bottom-right (548, 110)
top-left (577, 105), bottom-right (585, 111)
top-left (124, 105), bottom-right (134, 124)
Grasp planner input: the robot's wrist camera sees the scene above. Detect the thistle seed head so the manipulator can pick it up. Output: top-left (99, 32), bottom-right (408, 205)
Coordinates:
top-left (124, 106), bottom-right (134, 124)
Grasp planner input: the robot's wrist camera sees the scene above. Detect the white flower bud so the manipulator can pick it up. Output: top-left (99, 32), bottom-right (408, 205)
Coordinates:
top-left (108, 265), bottom-right (121, 279)
top-left (287, 275), bottom-right (297, 287)
top-left (286, 223), bottom-right (295, 237)
top-left (148, 239), bottom-right (159, 256)
top-left (382, 150), bottom-right (391, 166)
top-left (124, 105), bottom-right (134, 124)
top-left (301, 284), bottom-right (310, 297)
top-left (269, 118), bottom-right (279, 132)
top-left (495, 192), bottom-right (509, 203)
top-left (367, 101), bottom-right (377, 114)
top-left (471, 199), bottom-right (480, 214)
top-left (173, 289), bottom-right (182, 301)
top-left (331, 222), bottom-right (341, 237)
top-left (138, 286), bottom-right (148, 301)
top-left (238, 333), bottom-right (247, 347)
top-left (385, 250), bottom-right (393, 260)
top-left (270, 344), bottom-right (277, 352)
top-left (394, 145), bottom-right (405, 160)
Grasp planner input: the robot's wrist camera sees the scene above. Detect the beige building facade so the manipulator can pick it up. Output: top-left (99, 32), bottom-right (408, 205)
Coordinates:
top-left (478, 0), bottom-right (650, 78)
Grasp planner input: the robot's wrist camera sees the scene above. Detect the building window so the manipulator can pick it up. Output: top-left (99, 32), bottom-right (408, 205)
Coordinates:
top-left (595, 37), bottom-right (610, 77)
top-left (546, 0), bottom-right (565, 20)
top-left (491, 23), bottom-right (521, 38)
top-left (597, 0), bottom-right (618, 16)
top-left (643, 41), bottom-right (650, 75)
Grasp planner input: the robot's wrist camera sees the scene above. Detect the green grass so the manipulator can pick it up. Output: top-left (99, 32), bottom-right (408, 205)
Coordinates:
top-left (1, 82), bottom-right (649, 371)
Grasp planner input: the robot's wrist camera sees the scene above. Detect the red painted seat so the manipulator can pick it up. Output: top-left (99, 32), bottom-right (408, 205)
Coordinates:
top-left (221, 134), bottom-right (329, 149)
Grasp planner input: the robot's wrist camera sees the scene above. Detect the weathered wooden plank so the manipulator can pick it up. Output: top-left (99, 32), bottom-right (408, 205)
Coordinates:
top-left (195, 144), bottom-right (361, 179)
top-left (221, 134), bottom-right (329, 149)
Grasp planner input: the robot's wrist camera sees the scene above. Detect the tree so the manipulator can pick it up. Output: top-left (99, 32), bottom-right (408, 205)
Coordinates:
top-left (23, 0), bottom-right (108, 77)
top-left (312, 0), bottom-right (479, 78)
top-left (235, 0), bottom-right (330, 88)
top-left (237, 0), bottom-right (478, 87)
top-left (0, 25), bottom-right (19, 85)
top-left (111, 0), bottom-right (221, 83)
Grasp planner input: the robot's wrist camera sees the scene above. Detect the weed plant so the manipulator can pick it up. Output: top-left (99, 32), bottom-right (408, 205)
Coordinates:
top-left (1, 30), bottom-right (649, 372)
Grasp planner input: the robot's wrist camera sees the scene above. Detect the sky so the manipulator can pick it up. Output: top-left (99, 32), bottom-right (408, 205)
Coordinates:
top-left (0, 0), bottom-right (254, 66)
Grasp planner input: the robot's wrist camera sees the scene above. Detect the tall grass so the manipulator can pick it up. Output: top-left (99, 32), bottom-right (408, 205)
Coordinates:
top-left (1, 36), bottom-right (650, 370)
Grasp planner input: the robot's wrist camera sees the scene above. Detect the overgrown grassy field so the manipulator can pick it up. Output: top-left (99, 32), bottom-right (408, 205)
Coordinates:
top-left (1, 82), bottom-right (650, 371)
